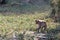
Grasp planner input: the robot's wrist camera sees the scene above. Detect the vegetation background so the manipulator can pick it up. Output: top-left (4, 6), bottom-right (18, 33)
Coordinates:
top-left (0, 0), bottom-right (60, 40)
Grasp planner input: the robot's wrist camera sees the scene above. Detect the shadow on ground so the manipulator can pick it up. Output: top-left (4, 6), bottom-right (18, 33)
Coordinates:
top-left (47, 25), bottom-right (60, 40)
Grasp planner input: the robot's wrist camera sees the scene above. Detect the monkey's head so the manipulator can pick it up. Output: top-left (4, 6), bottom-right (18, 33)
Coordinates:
top-left (35, 19), bottom-right (46, 24)
top-left (35, 20), bottom-right (40, 24)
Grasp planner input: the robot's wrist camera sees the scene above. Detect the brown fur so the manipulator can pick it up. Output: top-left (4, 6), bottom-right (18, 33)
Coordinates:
top-left (35, 20), bottom-right (47, 33)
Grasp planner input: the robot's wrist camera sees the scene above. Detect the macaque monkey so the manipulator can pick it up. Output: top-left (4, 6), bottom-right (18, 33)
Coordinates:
top-left (35, 19), bottom-right (47, 33)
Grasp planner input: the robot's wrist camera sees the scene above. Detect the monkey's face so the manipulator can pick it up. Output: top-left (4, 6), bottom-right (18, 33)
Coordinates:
top-left (35, 20), bottom-right (40, 24)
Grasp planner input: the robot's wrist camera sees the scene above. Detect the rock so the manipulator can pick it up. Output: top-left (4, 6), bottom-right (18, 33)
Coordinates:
top-left (34, 33), bottom-right (48, 40)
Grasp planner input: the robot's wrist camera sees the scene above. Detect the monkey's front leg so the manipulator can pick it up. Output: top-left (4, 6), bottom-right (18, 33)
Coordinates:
top-left (36, 25), bottom-right (41, 33)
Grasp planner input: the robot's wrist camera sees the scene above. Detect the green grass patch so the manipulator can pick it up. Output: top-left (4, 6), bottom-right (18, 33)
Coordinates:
top-left (0, 12), bottom-right (58, 35)
top-left (0, 12), bottom-right (60, 40)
